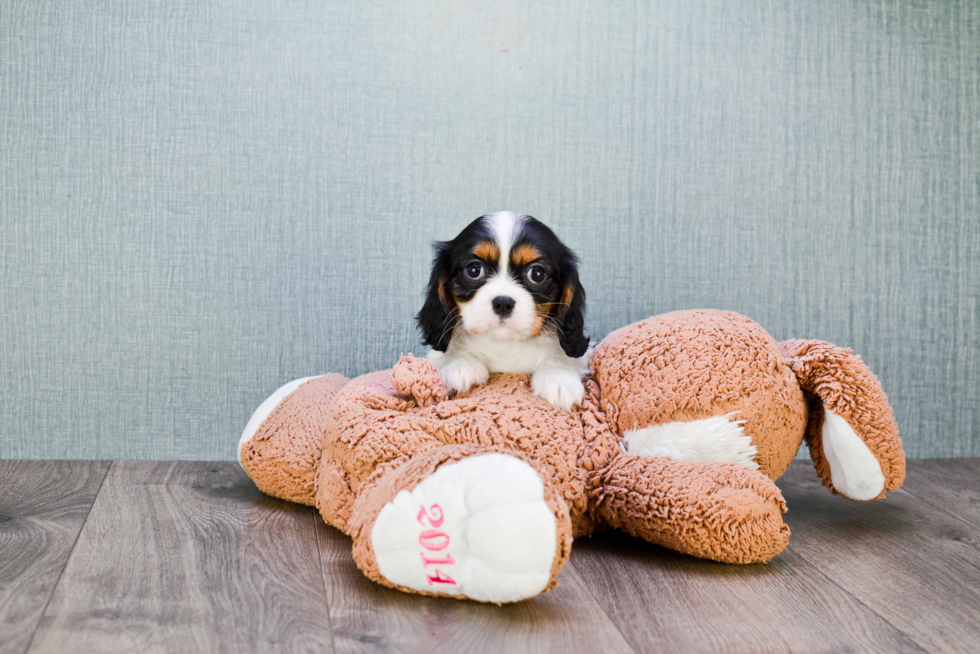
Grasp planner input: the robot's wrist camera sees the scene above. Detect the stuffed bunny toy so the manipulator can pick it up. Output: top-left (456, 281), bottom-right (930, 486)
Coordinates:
top-left (239, 310), bottom-right (904, 604)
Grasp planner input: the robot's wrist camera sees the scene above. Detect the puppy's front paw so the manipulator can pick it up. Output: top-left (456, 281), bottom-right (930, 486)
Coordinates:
top-left (439, 357), bottom-right (489, 396)
top-left (532, 368), bottom-right (585, 412)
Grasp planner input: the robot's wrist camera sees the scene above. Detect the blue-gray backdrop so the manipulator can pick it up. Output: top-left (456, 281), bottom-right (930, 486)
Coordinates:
top-left (1, 1), bottom-right (977, 460)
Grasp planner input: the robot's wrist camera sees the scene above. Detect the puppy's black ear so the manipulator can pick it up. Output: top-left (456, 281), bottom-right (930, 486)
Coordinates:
top-left (557, 261), bottom-right (590, 358)
top-left (416, 242), bottom-right (456, 351)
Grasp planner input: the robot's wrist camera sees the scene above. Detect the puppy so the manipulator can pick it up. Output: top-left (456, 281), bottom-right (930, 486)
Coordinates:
top-left (417, 211), bottom-right (590, 411)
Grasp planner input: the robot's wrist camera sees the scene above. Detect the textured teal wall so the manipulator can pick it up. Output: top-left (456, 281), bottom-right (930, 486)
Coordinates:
top-left (1, 1), bottom-right (978, 460)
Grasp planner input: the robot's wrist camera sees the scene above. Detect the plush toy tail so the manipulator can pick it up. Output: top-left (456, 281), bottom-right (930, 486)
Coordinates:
top-left (239, 373), bottom-right (349, 506)
top-left (779, 340), bottom-right (905, 501)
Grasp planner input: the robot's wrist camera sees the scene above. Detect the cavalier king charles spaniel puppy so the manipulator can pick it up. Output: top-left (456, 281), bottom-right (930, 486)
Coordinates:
top-left (417, 211), bottom-right (590, 412)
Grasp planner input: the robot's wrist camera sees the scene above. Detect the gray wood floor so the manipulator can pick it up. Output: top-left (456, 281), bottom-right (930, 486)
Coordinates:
top-left (1, 459), bottom-right (978, 654)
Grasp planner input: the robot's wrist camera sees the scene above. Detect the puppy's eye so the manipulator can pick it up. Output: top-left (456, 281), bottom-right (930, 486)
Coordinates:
top-left (465, 261), bottom-right (485, 280)
top-left (526, 264), bottom-right (546, 285)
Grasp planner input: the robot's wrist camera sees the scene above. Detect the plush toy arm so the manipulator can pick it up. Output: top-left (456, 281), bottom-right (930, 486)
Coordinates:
top-left (597, 454), bottom-right (790, 564)
top-left (390, 354), bottom-right (448, 406)
top-left (780, 340), bottom-right (905, 501)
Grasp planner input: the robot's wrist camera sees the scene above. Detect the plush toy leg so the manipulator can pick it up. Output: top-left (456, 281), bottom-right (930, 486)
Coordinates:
top-left (239, 373), bottom-right (349, 506)
top-left (598, 454), bottom-right (790, 564)
top-left (346, 444), bottom-right (573, 603)
top-left (780, 340), bottom-right (905, 501)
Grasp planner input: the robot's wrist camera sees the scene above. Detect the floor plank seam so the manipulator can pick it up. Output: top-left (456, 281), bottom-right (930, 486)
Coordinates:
top-left (566, 556), bottom-right (639, 654)
top-left (311, 507), bottom-right (338, 654)
top-left (783, 543), bottom-right (930, 654)
top-left (896, 486), bottom-right (980, 578)
top-left (898, 485), bottom-right (980, 535)
top-left (6, 461), bottom-right (976, 653)
top-left (20, 461), bottom-right (113, 654)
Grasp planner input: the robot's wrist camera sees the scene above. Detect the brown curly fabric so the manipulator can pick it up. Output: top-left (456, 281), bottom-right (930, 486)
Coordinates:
top-left (239, 310), bottom-right (905, 602)
top-left (390, 354), bottom-right (448, 406)
top-left (592, 310), bottom-right (807, 479)
top-left (318, 356), bottom-right (597, 537)
top-left (598, 454), bottom-right (790, 563)
top-left (316, 351), bottom-right (799, 566)
top-left (240, 373), bottom-right (348, 506)
top-left (575, 378), bottom-right (628, 530)
top-left (780, 339), bottom-right (905, 500)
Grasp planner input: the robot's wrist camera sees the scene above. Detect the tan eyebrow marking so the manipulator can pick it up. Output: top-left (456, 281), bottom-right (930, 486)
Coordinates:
top-left (511, 243), bottom-right (541, 267)
top-left (473, 241), bottom-right (500, 262)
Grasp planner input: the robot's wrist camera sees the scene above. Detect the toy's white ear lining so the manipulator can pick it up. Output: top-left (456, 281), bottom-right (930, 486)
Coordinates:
top-left (623, 413), bottom-right (759, 470)
top-left (238, 376), bottom-right (320, 464)
top-left (821, 407), bottom-right (886, 501)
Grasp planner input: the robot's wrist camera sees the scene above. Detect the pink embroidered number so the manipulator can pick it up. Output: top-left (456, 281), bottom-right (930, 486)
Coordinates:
top-left (418, 529), bottom-right (450, 551)
top-left (426, 569), bottom-right (456, 586)
top-left (420, 553), bottom-right (456, 567)
top-left (417, 504), bottom-right (444, 528)
top-left (416, 504), bottom-right (456, 586)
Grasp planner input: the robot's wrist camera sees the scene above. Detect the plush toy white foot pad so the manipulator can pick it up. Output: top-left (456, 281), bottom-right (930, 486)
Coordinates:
top-left (371, 453), bottom-right (558, 603)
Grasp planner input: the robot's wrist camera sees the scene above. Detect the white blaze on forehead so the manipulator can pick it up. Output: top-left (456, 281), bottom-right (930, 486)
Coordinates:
top-left (485, 211), bottom-right (524, 277)
top-left (457, 211), bottom-right (536, 340)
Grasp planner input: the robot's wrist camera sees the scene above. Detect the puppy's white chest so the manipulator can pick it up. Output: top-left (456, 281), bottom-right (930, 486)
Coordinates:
top-left (448, 333), bottom-right (565, 375)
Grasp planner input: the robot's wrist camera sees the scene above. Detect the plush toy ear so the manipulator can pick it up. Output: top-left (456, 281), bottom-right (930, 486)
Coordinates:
top-left (557, 262), bottom-right (589, 358)
top-left (416, 242), bottom-right (456, 352)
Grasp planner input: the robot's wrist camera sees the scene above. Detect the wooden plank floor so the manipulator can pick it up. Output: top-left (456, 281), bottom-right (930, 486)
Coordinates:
top-left (1, 460), bottom-right (978, 654)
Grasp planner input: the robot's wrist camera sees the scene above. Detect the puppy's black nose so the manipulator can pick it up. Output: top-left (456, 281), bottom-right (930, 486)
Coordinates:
top-left (492, 296), bottom-right (515, 318)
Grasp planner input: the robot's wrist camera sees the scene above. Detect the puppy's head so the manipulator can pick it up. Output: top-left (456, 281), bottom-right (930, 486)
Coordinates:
top-left (417, 211), bottom-right (588, 357)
